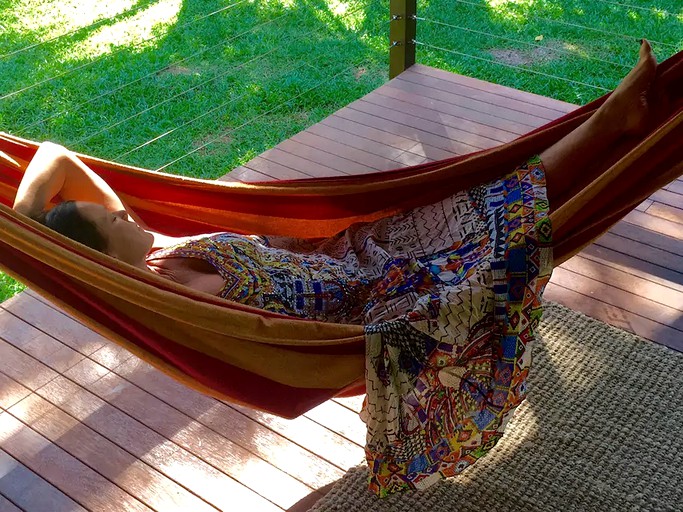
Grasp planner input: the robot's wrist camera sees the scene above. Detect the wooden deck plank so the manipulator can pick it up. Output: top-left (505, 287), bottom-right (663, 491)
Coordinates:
top-left (650, 188), bottom-right (683, 209)
top-left (361, 92), bottom-right (512, 149)
top-left (238, 159), bottom-right (310, 181)
top-left (0, 329), bottom-right (60, 393)
top-left (407, 65), bottom-right (576, 114)
top-left (559, 255), bottom-right (683, 313)
top-left (399, 68), bottom-right (566, 123)
top-left (8, 393), bottom-right (218, 512)
top-left (0, 412), bottom-right (152, 512)
top-left (0, 448), bottom-right (86, 512)
top-left (24, 291), bottom-right (355, 485)
top-left (291, 130), bottom-right (404, 171)
top-left (321, 113), bottom-right (425, 153)
top-left (231, 165), bottom-right (298, 183)
top-left (305, 121), bottom-right (421, 163)
top-left (396, 71), bottom-right (553, 127)
top-left (259, 148), bottom-right (342, 178)
top-left (645, 202), bottom-right (683, 225)
top-left (349, 99), bottom-right (485, 153)
top-left (2, 294), bottom-right (107, 357)
top-left (332, 395), bottom-right (365, 414)
top-left (0, 493), bottom-right (23, 512)
top-left (274, 138), bottom-right (377, 176)
top-left (609, 221), bottom-right (683, 257)
top-left (580, 243), bottom-right (683, 294)
top-left (0, 306), bottom-right (281, 512)
top-left (624, 210), bottom-right (683, 240)
top-left (387, 77), bottom-right (536, 135)
top-left (0, 372), bottom-right (32, 412)
top-left (592, 231), bottom-right (683, 276)
top-left (664, 179), bottom-right (683, 194)
top-left (38, 376), bottom-right (280, 512)
top-left (334, 104), bottom-right (474, 156)
top-left (543, 283), bottom-right (683, 352)
top-left (0, 306), bottom-right (85, 374)
top-left (108, 358), bottom-right (348, 488)
top-left (550, 267), bottom-right (683, 332)
top-left (68, 361), bottom-right (314, 510)
top-left (374, 84), bottom-right (522, 143)
top-left (304, 401), bottom-right (366, 447)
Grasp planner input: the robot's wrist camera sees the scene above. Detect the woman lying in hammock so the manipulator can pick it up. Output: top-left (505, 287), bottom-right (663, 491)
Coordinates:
top-left (11, 41), bottom-right (673, 495)
top-left (14, 41), bottom-right (657, 320)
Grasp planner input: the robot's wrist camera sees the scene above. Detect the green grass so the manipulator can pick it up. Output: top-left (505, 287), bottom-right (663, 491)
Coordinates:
top-left (1, 0), bottom-right (681, 302)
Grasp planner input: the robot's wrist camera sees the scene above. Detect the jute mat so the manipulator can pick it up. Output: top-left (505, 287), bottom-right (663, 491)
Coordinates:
top-left (310, 302), bottom-right (682, 511)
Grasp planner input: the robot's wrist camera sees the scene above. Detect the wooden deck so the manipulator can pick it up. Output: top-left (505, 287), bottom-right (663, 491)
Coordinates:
top-left (1, 64), bottom-right (681, 511)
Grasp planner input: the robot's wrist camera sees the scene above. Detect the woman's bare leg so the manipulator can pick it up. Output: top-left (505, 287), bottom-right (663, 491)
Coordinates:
top-left (541, 40), bottom-right (657, 204)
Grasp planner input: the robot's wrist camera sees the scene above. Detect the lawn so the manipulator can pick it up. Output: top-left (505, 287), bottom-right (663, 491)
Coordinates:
top-left (1, 0), bottom-right (681, 302)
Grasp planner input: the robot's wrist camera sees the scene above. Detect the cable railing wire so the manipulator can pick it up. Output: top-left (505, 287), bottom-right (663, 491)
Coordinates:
top-left (115, 60), bottom-right (314, 160)
top-left (451, 0), bottom-right (679, 50)
top-left (0, 0), bottom-right (250, 101)
top-left (78, 2), bottom-right (368, 153)
top-left (21, 11), bottom-right (291, 132)
top-left (156, 63), bottom-right (359, 172)
top-left (414, 40), bottom-right (610, 92)
top-left (591, 0), bottom-right (676, 17)
top-left (417, 17), bottom-right (632, 70)
top-left (72, 47), bottom-right (281, 147)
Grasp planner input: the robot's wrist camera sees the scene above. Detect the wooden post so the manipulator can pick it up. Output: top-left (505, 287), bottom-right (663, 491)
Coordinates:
top-left (389, 0), bottom-right (417, 79)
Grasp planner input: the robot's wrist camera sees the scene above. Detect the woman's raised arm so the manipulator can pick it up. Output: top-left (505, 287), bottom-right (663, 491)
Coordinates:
top-left (13, 142), bottom-right (144, 224)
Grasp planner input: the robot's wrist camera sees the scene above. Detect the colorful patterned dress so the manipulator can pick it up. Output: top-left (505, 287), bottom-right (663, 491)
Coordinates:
top-left (146, 157), bottom-right (553, 496)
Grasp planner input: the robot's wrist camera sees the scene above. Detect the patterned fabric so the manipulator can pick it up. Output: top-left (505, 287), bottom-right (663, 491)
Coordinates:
top-left (147, 233), bottom-right (374, 323)
top-left (147, 157), bottom-right (552, 497)
top-left (361, 156), bottom-right (553, 496)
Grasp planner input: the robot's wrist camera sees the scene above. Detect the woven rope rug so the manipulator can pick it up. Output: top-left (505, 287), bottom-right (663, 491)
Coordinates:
top-left (310, 302), bottom-right (682, 511)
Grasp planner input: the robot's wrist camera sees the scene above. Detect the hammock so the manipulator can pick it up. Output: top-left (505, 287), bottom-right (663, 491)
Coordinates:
top-left (1, 52), bottom-right (681, 420)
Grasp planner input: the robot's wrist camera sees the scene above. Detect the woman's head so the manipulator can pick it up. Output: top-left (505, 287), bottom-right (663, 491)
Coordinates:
top-left (38, 201), bottom-right (154, 267)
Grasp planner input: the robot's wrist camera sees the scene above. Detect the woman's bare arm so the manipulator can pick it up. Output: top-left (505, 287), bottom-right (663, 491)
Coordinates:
top-left (13, 142), bottom-right (146, 225)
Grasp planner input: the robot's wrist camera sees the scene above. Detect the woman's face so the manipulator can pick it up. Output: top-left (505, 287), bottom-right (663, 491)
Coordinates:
top-left (76, 202), bottom-right (154, 266)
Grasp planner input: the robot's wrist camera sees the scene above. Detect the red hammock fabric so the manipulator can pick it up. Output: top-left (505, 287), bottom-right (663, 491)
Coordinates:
top-left (0, 51), bottom-right (681, 418)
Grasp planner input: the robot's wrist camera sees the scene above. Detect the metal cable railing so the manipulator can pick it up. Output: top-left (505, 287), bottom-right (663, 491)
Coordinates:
top-left (413, 40), bottom-right (610, 92)
top-left (591, 0), bottom-right (676, 16)
top-left (21, 11), bottom-right (292, 132)
top-left (2, 0), bottom-right (680, 174)
top-left (0, 0), bottom-right (250, 100)
top-left (415, 17), bottom-right (632, 71)
top-left (389, 0), bottom-right (681, 102)
top-left (449, 0), bottom-right (679, 50)
top-left (0, 0), bottom-right (381, 175)
top-left (156, 62), bottom-right (361, 172)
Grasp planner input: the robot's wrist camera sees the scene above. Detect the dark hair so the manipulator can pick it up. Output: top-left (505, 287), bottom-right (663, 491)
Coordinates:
top-left (35, 201), bottom-right (107, 252)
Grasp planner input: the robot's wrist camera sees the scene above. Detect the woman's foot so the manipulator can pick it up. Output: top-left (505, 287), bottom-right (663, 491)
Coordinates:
top-left (596, 39), bottom-right (657, 135)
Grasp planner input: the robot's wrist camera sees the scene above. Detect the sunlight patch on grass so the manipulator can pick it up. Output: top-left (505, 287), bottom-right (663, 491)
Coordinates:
top-left (272, 0), bottom-right (296, 8)
top-left (486, 0), bottom-right (537, 23)
top-left (7, 0), bottom-right (137, 39)
top-left (330, 0), bottom-right (366, 31)
top-left (486, 0), bottom-right (562, 23)
top-left (307, 0), bottom-right (367, 31)
top-left (561, 41), bottom-right (588, 59)
top-left (0, 273), bottom-right (25, 303)
top-left (68, 0), bottom-right (182, 59)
